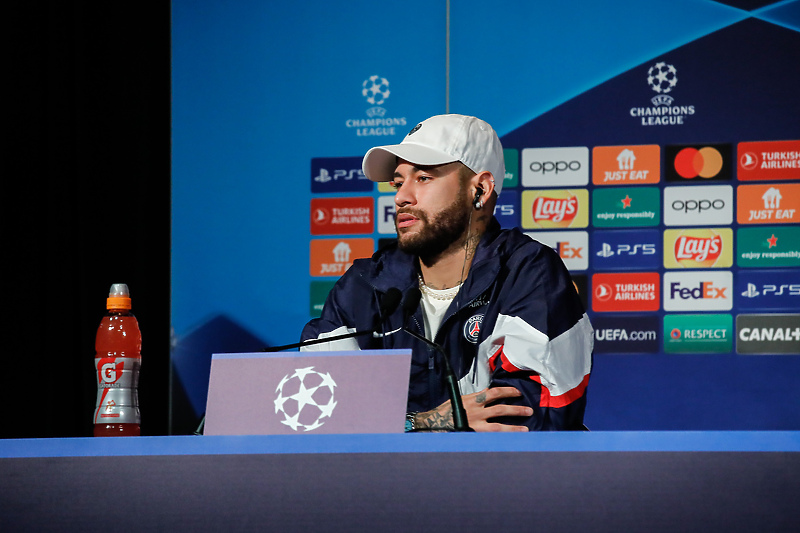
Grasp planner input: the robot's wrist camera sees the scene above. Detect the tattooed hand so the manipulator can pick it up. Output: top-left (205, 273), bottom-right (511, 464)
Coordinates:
top-left (414, 387), bottom-right (533, 432)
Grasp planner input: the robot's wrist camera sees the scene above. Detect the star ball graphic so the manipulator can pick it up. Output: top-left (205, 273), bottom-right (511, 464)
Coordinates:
top-left (274, 366), bottom-right (337, 432)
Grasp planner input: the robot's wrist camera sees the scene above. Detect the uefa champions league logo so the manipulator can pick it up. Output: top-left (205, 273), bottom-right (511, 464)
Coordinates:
top-left (647, 62), bottom-right (678, 106)
top-left (362, 75), bottom-right (390, 105)
top-left (274, 366), bottom-right (337, 432)
top-left (362, 75), bottom-right (390, 117)
top-left (345, 74), bottom-right (406, 135)
top-left (647, 62), bottom-right (678, 94)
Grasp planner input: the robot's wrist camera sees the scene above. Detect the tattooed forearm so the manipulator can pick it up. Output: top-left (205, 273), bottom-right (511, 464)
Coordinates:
top-left (417, 408), bottom-right (455, 431)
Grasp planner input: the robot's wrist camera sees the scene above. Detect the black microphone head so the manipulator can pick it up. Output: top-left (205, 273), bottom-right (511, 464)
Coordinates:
top-left (379, 288), bottom-right (403, 319)
top-left (401, 287), bottom-right (422, 319)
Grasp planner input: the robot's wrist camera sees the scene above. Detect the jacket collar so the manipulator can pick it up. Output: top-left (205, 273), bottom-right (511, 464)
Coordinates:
top-left (364, 218), bottom-right (504, 305)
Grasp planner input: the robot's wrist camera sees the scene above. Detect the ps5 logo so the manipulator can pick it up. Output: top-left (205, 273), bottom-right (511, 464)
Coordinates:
top-left (742, 283), bottom-right (759, 298)
top-left (596, 242), bottom-right (656, 258)
top-left (314, 168), bottom-right (365, 183)
top-left (742, 283), bottom-right (800, 298)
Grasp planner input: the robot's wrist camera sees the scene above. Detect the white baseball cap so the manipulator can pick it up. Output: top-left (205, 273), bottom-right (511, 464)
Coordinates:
top-left (362, 114), bottom-right (506, 195)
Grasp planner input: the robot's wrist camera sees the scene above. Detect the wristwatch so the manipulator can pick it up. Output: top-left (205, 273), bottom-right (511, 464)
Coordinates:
top-left (404, 412), bottom-right (418, 432)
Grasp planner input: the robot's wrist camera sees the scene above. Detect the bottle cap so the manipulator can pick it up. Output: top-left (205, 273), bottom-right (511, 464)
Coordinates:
top-left (107, 283), bottom-right (132, 310)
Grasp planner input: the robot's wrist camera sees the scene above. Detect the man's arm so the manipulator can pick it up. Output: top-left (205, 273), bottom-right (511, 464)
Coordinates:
top-left (475, 244), bottom-right (594, 430)
top-left (412, 387), bottom-right (532, 432)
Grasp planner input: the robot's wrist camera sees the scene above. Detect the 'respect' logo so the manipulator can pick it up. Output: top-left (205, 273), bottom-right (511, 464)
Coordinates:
top-left (592, 272), bottom-right (660, 312)
top-left (737, 183), bottom-right (800, 225)
top-left (664, 314), bottom-right (733, 354)
top-left (737, 140), bottom-right (800, 181)
top-left (663, 228), bottom-right (732, 269)
top-left (663, 271), bottom-right (733, 311)
top-left (522, 190), bottom-right (589, 229)
top-left (665, 144), bottom-right (731, 182)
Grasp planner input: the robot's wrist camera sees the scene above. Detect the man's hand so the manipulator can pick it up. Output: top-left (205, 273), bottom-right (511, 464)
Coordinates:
top-left (414, 387), bottom-right (533, 432)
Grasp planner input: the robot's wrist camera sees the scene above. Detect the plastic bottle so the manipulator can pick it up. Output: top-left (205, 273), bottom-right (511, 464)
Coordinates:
top-left (93, 283), bottom-right (141, 436)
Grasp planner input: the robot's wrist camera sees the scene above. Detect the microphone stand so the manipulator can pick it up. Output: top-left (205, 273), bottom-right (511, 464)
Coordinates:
top-left (401, 327), bottom-right (472, 432)
top-left (262, 329), bottom-right (376, 352)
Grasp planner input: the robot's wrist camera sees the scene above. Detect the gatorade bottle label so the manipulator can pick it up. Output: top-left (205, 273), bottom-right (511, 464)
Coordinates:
top-left (94, 357), bottom-right (141, 424)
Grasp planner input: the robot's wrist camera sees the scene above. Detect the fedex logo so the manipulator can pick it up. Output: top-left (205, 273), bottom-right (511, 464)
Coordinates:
top-left (670, 281), bottom-right (727, 299)
top-left (663, 271), bottom-right (732, 311)
top-left (377, 195), bottom-right (396, 234)
top-left (525, 231), bottom-right (588, 271)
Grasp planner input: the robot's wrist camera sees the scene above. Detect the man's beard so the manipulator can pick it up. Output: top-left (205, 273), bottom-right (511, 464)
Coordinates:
top-left (395, 187), bottom-right (470, 261)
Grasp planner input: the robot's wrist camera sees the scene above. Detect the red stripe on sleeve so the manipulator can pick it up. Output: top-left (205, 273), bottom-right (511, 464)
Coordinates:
top-left (530, 373), bottom-right (590, 408)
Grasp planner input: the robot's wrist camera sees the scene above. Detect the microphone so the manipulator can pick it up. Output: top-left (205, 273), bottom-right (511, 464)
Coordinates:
top-left (374, 287), bottom-right (402, 330)
top-left (263, 288), bottom-right (403, 352)
top-left (400, 287), bottom-right (472, 432)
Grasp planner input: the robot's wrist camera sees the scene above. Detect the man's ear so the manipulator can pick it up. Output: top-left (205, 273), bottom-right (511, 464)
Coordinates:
top-left (473, 171), bottom-right (496, 200)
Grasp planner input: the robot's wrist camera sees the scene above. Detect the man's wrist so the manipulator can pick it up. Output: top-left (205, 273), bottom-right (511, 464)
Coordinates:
top-left (404, 412), bottom-right (419, 432)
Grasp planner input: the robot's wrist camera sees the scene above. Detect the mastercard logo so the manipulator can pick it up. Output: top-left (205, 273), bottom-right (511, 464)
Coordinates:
top-left (666, 144), bottom-right (731, 182)
top-left (674, 147), bottom-right (723, 178)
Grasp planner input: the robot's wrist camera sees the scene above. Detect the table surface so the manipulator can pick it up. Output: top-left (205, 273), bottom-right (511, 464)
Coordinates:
top-left (2, 430), bottom-right (799, 458)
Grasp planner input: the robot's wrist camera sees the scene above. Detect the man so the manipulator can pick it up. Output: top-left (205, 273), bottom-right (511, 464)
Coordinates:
top-left (302, 114), bottom-right (593, 431)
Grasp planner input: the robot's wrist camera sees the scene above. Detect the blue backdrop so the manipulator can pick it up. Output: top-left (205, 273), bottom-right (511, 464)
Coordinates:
top-left (172, 0), bottom-right (800, 431)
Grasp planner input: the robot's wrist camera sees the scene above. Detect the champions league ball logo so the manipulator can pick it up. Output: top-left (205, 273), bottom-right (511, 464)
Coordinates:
top-left (362, 75), bottom-right (391, 106)
top-left (630, 61), bottom-right (694, 125)
top-left (647, 62), bottom-right (678, 94)
top-left (274, 366), bottom-right (337, 432)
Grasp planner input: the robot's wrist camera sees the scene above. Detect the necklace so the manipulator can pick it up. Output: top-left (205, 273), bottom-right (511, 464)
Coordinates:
top-left (418, 274), bottom-right (460, 301)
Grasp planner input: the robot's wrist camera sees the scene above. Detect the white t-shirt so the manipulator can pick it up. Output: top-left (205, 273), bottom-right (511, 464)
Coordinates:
top-left (419, 282), bottom-right (461, 341)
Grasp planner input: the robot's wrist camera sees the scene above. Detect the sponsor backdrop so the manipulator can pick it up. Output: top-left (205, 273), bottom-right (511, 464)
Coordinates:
top-left (172, 0), bottom-right (800, 432)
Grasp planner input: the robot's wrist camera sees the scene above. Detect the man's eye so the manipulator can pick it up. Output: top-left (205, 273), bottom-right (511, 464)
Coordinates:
top-left (389, 180), bottom-right (402, 189)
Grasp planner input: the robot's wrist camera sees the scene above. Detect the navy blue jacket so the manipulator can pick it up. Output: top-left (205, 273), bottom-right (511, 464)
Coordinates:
top-left (302, 219), bottom-right (593, 430)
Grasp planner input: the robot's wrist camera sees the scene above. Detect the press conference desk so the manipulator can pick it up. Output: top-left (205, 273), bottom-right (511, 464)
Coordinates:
top-left (2, 432), bottom-right (799, 532)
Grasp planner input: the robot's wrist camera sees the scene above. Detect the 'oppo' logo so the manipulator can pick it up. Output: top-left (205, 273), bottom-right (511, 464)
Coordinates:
top-left (671, 199), bottom-right (725, 212)
top-left (530, 160), bottom-right (581, 174)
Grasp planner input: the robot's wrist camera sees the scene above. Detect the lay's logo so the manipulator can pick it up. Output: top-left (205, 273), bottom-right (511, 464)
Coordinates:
top-left (522, 189), bottom-right (589, 229)
top-left (664, 228), bottom-right (732, 269)
top-left (533, 195), bottom-right (577, 223)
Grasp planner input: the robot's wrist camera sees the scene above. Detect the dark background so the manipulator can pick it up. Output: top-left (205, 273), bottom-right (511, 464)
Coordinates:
top-left (5, 2), bottom-right (171, 438)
